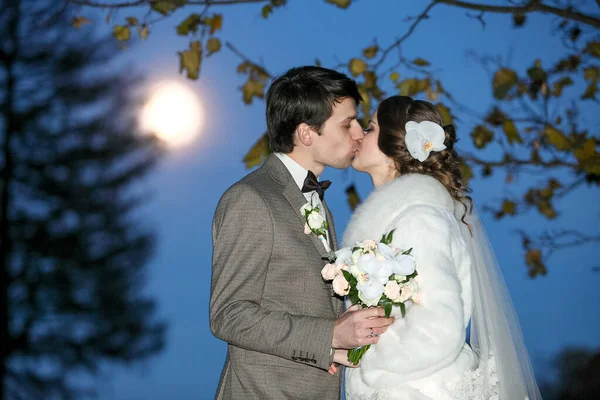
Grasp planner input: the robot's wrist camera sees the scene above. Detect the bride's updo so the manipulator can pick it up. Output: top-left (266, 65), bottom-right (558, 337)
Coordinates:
top-left (377, 95), bottom-right (473, 225)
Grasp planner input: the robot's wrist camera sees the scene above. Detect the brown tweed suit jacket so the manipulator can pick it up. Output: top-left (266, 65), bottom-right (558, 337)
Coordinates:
top-left (210, 154), bottom-right (344, 399)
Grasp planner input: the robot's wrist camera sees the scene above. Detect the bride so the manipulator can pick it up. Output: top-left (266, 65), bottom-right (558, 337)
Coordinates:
top-left (340, 96), bottom-right (542, 399)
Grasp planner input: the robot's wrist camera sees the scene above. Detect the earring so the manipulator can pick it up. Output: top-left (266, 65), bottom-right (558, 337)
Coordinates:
top-left (385, 157), bottom-right (390, 165)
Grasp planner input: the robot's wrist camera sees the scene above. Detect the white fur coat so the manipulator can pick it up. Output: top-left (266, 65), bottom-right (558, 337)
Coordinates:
top-left (343, 174), bottom-right (478, 400)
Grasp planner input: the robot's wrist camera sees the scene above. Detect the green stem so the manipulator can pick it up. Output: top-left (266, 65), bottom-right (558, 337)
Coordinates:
top-left (347, 345), bottom-right (371, 365)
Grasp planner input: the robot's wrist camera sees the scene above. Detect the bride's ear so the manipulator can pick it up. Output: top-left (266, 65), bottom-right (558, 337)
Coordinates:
top-left (296, 123), bottom-right (314, 147)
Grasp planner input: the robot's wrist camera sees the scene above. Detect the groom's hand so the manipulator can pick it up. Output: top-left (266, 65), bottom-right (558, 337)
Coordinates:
top-left (327, 349), bottom-right (359, 375)
top-left (332, 306), bottom-right (395, 349)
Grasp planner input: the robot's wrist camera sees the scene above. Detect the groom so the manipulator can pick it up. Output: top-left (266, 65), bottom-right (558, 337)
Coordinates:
top-left (210, 66), bottom-right (395, 399)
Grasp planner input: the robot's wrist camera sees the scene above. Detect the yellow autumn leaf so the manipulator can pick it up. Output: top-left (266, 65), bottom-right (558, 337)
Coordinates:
top-left (470, 125), bottom-right (494, 149)
top-left (360, 93), bottom-right (371, 126)
top-left (581, 82), bottom-right (598, 100)
top-left (113, 25), bottom-right (131, 41)
top-left (502, 120), bottom-right (523, 144)
top-left (574, 138), bottom-right (596, 162)
top-left (436, 103), bottom-right (453, 125)
top-left (237, 60), bottom-right (252, 74)
top-left (426, 87), bottom-right (438, 101)
top-left (584, 67), bottom-right (599, 82)
top-left (207, 13), bottom-right (223, 34)
top-left (151, 1), bottom-right (181, 15)
top-left (177, 13), bottom-right (202, 36)
top-left (543, 125), bottom-right (571, 151)
top-left (261, 4), bottom-right (273, 18)
top-left (349, 58), bottom-right (367, 77)
top-left (363, 71), bottom-right (377, 89)
top-left (459, 162), bottom-right (473, 187)
top-left (345, 185), bottom-right (361, 211)
top-left (243, 133), bottom-right (270, 168)
top-left (418, 78), bottom-right (430, 92)
top-left (326, 0), bottom-right (351, 8)
top-left (397, 78), bottom-right (419, 96)
top-left (178, 41), bottom-right (202, 80)
top-left (363, 45), bottom-right (379, 59)
top-left (525, 249), bottom-right (547, 278)
top-left (502, 200), bottom-right (517, 216)
top-left (390, 72), bottom-right (400, 82)
top-left (412, 58), bottom-right (430, 66)
top-left (552, 76), bottom-right (573, 97)
top-left (584, 41), bottom-right (600, 58)
top-left (493, 68), bottom-right (518, 99)
top-left (242, 78), bottom-right (265, 104)
top-left (72, 16), bottom-right (92, 29)
top-left (126, 17), bottom-right (138, 26)
top-left (206, 37), bottom-right (221, 55)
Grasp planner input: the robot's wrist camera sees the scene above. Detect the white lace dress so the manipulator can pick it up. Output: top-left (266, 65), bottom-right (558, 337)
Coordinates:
top-left (342, 175), bottom-right (500, 400)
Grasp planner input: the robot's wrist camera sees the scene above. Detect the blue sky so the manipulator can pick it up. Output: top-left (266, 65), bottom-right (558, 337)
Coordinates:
top-left (89, 1), bottom-right (599, 398)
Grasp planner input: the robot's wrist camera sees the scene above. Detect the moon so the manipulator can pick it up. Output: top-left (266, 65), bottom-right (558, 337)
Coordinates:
top-left (140, 81), bottom-right (203, 147)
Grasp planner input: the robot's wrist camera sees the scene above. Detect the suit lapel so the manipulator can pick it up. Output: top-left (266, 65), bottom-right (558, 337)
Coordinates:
top-left (322, 200), bottom-right (337, 251)
top-left (265, 155), bottom-right (329, 259)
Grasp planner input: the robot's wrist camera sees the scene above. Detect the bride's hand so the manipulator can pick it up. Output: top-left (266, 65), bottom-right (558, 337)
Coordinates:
top-left (333, 349), bottom-right (359, 368)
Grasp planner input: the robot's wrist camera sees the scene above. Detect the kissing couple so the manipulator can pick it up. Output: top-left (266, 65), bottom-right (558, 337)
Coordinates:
top-left (210, 66), bottom-right (542, 400)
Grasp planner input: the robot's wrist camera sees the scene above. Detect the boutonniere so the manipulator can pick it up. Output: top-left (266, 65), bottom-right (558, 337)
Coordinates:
top-left (300, 201), bottom-right (332, 253)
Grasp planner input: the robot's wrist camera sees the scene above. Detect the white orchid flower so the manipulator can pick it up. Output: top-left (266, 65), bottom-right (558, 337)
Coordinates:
top-left (377, 243), bottom-right (395, 259)
top-left (405, 120), bottom-right (447, 162)
top-left (357, 281), bottom-right (385, 307)
top-left (391, 254), bottom-right (416, 276)
top-left (334, 247), bottom-right (353, 265)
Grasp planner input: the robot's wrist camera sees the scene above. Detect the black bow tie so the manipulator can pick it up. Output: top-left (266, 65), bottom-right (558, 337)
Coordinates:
top-left (302, 170), bottom-right (331, 201)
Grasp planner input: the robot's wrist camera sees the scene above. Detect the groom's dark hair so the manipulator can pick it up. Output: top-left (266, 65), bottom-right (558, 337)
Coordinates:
top-left (266, 66), bottom-right (362, 153)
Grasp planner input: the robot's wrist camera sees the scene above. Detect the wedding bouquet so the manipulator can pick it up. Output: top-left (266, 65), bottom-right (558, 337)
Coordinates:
top-left (321, 230), bottom-right (421, 365)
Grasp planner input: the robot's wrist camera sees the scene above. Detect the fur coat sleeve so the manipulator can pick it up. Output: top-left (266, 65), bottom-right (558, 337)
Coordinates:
top-left (342, 174), bottom-right (472, 387)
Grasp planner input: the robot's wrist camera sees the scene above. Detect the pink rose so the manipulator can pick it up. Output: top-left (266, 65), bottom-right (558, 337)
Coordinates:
top-left (321, 263), bottom-right (337, 281)
top-left (335, 263), bottom-right (348, 275)
top-left (332, 274), bottom-right (350, 296)
top-left (399, 284), bottom-right (414, 303)
top-left (363, 239), bottom-right (377, 250)
top-left (384, 281), bottom-right (401, 301)
top-left (412, 292), bottom-right (423, 305)
top-left (304, 223), bottom-right (311, 234)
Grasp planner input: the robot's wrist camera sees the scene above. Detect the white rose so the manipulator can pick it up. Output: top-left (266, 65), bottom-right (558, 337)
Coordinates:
top-left (300, 203), bottom-right (313, 215)
top-left (307, 211), bottom-right (324, 230)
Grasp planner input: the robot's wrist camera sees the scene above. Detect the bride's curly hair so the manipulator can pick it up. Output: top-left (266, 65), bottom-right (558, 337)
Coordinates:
top-left (377, 95), bottom-right (473, 227)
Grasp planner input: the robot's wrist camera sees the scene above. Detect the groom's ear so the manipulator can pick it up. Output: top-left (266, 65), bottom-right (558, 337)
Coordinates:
top-left (296, 123), bottom-right (314, 147)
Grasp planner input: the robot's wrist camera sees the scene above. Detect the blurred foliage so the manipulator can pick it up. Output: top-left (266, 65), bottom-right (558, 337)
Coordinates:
top-left (540, 347), bottom-right (600, 400)
top-left (1, 1), bottom-right (166, 398)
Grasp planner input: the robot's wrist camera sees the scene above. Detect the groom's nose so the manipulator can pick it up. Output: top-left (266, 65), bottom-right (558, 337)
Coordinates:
top-left (350, 124), bottom-right (364, 141)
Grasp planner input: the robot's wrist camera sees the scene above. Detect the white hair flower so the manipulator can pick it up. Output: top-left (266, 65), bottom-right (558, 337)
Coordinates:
top-left (405, 121), bottom-right (447, 162)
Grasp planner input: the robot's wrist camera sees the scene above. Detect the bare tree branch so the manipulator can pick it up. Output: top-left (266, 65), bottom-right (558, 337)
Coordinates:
top-left (374, 2), bottom-right (438, 70)
top-left (461, 152), bottom-right (579, 168)
top-left (67, 0), bottom-right (269, 9)
top-left (225, 41), bottom-right (272, 77)
top-left (435, 0), bottom-right (600, 28)
top-left (535, 229), bottom-right (600, 256)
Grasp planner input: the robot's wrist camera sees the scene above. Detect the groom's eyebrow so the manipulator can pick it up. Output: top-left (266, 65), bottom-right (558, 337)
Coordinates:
top-left (340, 114), bottom-right (358, 123)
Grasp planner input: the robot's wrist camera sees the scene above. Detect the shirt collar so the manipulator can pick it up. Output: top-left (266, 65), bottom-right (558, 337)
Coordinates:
top-left (274, 152), bottom-right (316, 191)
